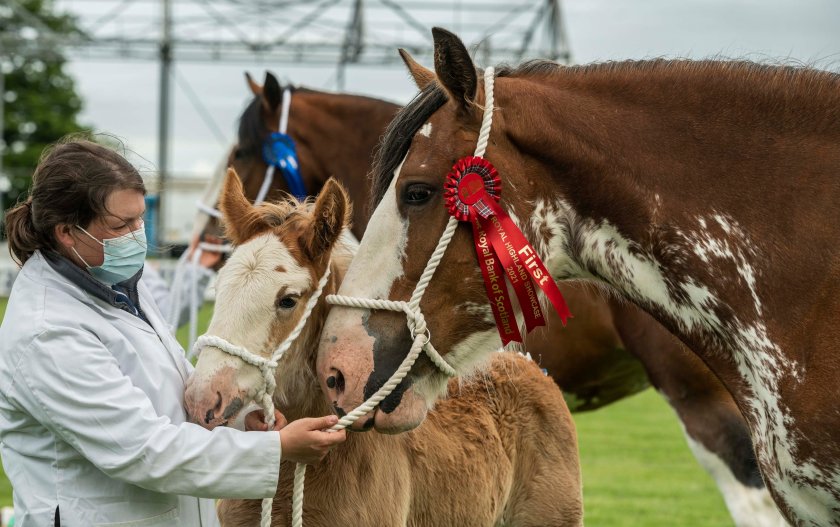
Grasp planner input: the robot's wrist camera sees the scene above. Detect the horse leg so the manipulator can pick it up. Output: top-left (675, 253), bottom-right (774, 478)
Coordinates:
top-left (609, 301), bottom-right (788, 527)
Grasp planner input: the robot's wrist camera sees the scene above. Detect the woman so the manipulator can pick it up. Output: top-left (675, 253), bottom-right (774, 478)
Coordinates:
top-left (0, 137), bottom-right (346, 526)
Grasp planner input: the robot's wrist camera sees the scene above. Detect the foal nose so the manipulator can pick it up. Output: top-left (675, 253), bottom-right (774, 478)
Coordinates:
top-left (184, 373), bottom-right (246, 430)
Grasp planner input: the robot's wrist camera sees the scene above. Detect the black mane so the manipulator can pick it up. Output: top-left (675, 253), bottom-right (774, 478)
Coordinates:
top-left (369, 85), bottom-right (447, 210)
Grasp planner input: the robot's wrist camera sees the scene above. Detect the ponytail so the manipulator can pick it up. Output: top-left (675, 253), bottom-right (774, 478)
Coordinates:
top-left (6, 198), bottom-right (46, 266)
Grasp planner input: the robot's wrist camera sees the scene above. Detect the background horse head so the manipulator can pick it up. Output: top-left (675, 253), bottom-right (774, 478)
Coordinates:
top-left (200, 71), bottom-right (399, 248)
top-left (185, 168), bottom-right (351, 425)
top-left (317, 27), bottom-right (840, 525)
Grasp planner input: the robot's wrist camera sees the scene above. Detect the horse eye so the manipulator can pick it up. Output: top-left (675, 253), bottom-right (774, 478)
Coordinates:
top-left (403, 183), bottom-right (434, 205)
top-left (276, 296), bottom-right (297, 310)
top-left (233, 148), bottom-right (247, 160)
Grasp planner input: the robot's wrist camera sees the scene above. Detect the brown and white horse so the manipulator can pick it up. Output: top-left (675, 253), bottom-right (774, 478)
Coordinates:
top-left (317, 28), bottom-right (840, 525)
top-left (222, 70), bottom-right (785, 526)
top-left (184, 171), bottom-right (583, 526)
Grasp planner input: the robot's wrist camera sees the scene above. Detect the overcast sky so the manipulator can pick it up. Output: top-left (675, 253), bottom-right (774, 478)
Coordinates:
top-left (63, 0), bottom-right (840, 178)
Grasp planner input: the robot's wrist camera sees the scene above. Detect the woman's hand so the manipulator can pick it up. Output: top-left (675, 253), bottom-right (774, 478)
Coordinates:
top-left (244, 409), bottom-right (288, 432)
top-left (279, 415), bottom-right (347, 465)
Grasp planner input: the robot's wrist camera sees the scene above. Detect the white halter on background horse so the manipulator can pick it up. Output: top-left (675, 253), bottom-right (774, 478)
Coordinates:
top-left (184, 169), bottom-right (583, 527)
top-left (317, 28), bottom-right (840, 526)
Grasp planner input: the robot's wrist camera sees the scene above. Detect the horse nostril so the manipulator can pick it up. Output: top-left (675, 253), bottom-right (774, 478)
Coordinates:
top-left (204, 391), bottom-right (224, 424)
top-left (327, 370), bottom-right (346, 394)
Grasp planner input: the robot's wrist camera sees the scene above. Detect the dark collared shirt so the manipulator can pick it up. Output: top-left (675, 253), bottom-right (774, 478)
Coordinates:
top-left (42, 250), bottom-right (150, 324)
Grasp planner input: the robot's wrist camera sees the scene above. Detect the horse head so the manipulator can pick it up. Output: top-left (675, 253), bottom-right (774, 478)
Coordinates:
top-left (317, 28), bottom-right (564, 433)
top-left (185, 167), bottom-right (351, 428)
top-left (199, 71), bottom-right (399, 253)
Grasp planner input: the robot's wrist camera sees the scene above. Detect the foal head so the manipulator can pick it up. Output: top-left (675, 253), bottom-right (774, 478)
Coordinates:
top-left (185, 168), bottom-right (351, 428)
top-left (318, 29), bottom-right (560, 433)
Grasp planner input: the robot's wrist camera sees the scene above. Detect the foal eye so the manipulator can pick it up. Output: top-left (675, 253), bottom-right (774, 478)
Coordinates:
top-left (276, 296), bottom-right (298, 310)
top-left (403, 183), bottom-right (434, 205)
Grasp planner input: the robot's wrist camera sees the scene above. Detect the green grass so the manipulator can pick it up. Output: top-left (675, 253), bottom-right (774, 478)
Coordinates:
top-left (0, 297), bottom-right (733, 525)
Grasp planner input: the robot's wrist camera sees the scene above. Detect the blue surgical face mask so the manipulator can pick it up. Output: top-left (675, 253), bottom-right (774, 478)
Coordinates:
top-left (72, 224), bottom-right (147, 285)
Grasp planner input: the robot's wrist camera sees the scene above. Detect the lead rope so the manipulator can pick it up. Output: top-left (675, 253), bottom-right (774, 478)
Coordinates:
top-left (317, 66), bottom-right (497, 522)
top-left (180, 89), bottom-right (292, 354)
top-left (193, 261), bottom-right (330, 527)
top-left (195, 68), bottom-right (495, 527)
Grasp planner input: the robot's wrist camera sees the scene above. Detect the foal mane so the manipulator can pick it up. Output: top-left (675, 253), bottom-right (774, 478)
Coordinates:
top-left (370, 58), bottom-right (840, 210)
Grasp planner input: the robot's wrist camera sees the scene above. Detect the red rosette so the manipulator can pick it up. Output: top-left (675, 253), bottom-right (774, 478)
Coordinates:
top-left (444, 156), bottom-right (502, 222)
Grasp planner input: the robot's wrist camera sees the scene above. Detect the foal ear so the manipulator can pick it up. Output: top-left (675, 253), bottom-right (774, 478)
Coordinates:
top-left (431, 27), bottom-right (477, 108)
top-left (303, 178), bottom-right (351, 262)
top-left (399, 48), bottom-right (436, 90)
top-left (219, 167), bottom-right (268, 245)
top-left (244, 72), bottom-right (262, 96)
top-left (262, 71), bottom-right (283, 113)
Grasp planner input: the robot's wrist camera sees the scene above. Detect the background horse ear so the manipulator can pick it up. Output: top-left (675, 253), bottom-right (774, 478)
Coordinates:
top-left (262, 71), bottom-right (283, 113)
top-left (244, 72), bottom-right (263, 96)
top-left (303, 178), bottom-right (351, 263)
top-left (219, 167), bottom-right (269, 245)
top-left (399, 48), bottom-right (436, 90)
top-left (431, 27), bottom-right (477, 109)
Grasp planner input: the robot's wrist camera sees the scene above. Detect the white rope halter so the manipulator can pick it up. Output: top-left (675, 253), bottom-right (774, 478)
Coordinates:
top-left (193, 262), bottom-right (330, 527)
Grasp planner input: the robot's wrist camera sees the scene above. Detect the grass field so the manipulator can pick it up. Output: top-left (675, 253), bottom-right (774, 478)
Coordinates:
top-left (0, 297), bottom-right (734, 525)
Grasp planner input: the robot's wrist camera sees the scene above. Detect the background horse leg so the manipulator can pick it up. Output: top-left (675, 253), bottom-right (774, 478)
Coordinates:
top-left (529, 284), bottom-right (650, 413)
top-left (609, 302), bottom-right (788, 527)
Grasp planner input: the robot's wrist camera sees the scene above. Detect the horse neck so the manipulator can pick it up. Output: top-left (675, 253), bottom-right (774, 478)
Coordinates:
top-left (499, 64), bottom-right (840, 395)
top-left (273, 240), bottom-right (355, 421)
top-left (292, 90), bottom-right (399, 233)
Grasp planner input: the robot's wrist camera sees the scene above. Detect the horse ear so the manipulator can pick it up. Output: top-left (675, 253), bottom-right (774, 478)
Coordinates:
top-left (303, 178), bottom-right (351, 262)
top-left (262, 71), bottom-right (283, 113)
top-left (399, 48), bottom-right (435, 90)
top-left (245, 72), bottom-right (262, 96)
top-left (219, 167), bottom-right (267, 245)
top-left (431, 27), bottom-right (477, 108)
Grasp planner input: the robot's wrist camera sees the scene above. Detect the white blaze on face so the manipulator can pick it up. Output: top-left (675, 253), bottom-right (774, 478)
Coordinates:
top-left (322, 158), bottom-right (409, 349)
top-left (336, 158), bottom-right (408, 299)
top-left (196, 233), bottom-right (311, 387)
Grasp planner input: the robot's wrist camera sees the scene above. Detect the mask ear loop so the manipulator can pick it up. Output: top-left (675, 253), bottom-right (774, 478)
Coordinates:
top-left (70, 246), bottom-right (94, 270)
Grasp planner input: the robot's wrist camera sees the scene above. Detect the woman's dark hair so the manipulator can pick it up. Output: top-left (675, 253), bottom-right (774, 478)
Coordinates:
top-left (5, 135), bottom-right (146, 266)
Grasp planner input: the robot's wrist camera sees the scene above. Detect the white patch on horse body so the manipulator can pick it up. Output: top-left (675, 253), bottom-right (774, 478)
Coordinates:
top-left (461, 301), bottom-right (494, 324)
top-left (528, 198), bottom-right (590, 280)
top-left (418, 122), bottom-right (432, 138)
top-left (681, 428), bottom-right (789, 527)
top-left (527, 201), bottom-right (838, 523)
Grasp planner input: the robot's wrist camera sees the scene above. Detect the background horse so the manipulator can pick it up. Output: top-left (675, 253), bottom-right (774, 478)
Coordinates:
top-left (185, 171), bottom-right (583, 526)
top-left (214, 70), bottom-right (785, 526)
top-left (317, 28), bottom-right (840, 525)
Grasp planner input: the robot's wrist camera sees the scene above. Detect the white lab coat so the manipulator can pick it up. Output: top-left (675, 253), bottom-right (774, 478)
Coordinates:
top-left (0, 252), bottom-right (280, 526)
